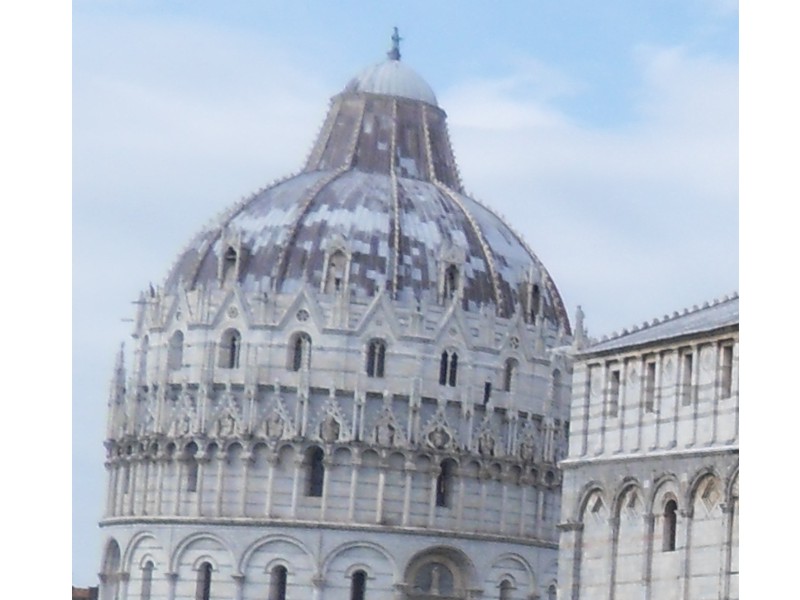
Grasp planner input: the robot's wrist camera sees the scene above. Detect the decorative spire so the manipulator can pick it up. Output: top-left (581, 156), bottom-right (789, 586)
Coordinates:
top-left (387, 26), bottom-right (402, 61)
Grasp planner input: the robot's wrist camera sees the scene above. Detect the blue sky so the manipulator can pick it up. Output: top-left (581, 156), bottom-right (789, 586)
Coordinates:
top-left (70, 0), bottom-right (738, 586)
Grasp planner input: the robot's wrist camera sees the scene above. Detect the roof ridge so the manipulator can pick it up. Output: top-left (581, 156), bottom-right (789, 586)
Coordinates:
top-left (595, 291), bottom-right (739, 344)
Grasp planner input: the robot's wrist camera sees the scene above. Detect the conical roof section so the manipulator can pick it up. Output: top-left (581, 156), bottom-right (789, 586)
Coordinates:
top-left (162, 35), bottom-right (571, 331)
top-left (303, 43), bottom-right (461, 190)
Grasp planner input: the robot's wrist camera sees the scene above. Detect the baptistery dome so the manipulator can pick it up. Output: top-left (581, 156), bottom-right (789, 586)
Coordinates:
top-left (100, 35), bottom-right (575, 600)
top-left (165, 46), bottom-right (569, 328)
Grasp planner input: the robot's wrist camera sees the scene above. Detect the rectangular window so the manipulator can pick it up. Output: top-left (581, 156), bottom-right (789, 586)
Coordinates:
top-left (720, 344), bottom-right (734, 398)
top-left (681, 352), bottom-right (694, 406)
top-left (608, 368), bottom-right (620, 417)
top-left (644, 361), bottom-right (657, 412)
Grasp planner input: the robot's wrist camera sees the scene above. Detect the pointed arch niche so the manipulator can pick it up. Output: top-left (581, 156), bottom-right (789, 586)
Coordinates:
top-left (322, 240), bottom-right (351, 295)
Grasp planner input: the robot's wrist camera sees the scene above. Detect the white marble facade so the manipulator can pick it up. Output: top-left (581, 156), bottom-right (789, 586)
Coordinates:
top-left (99, 47), bottom-right (572, 600)
top-left (557, 296), bottom-right (739, 600)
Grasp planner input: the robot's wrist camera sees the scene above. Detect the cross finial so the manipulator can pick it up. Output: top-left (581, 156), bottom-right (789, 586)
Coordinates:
top-left (387, 26), bottom-right (402, 61)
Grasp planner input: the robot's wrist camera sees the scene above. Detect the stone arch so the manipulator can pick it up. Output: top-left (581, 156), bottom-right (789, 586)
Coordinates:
top-left (169, 532), bottom-right (234, 573)
top-left (239, 534), bottom-right (316, 599)
top-left (610, 480), bottom-right (645, 598)
top-left (100, 538), bottom-right (122, 600)
top-left (646, 473), bottom-right (681, 516)
top-left (485, 552), bottom-right (536, 599)
top-left (686, 467), bottom-right (722, 512)
top-left (191, 554), bottom-right (220, 571)
top-left (171, 532), bottom-right (235, 598)
top-left (404, 545), bottom-right (478, 599)
top-left (685, 469), bottom-right (725, 597)
top-left (121, 531), bottom-right (165, 573)
top-left (575, 486), bottom-right (609, 599)
top-left (321, 541), bottom-right (399, 598)
top-left (574, 481), bottom-right (606, 521)
top-left (610, 478), bottom-right (643, 517)
top-left (238, 534), bottom-right (316, 574)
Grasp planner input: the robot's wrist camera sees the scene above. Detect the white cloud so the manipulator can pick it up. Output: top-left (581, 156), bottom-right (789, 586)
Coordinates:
top-left (442, 45), bottom-right (738, 334)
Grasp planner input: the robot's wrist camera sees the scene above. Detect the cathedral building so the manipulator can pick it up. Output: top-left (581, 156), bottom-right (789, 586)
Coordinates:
top-left (97, 34), bottom-right (739, 600)
top-left (99, 35), bottom-right (574, 600)
top-left (557, 295), bottom-right (739, 600)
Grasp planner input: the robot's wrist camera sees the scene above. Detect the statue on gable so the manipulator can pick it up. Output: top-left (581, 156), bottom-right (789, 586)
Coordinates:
top-left (478, 429), bottom-right (496, 457)
top-left (376, 421), bottom-right (396, 447)
top-left (217, 412), bottom-right (237, 438)
top-left (320, 414), bottom-right (341, 443)
top-left (265, 410), bottom-right (284, 440)
top-left (519, 437), bottom-right (536, 462)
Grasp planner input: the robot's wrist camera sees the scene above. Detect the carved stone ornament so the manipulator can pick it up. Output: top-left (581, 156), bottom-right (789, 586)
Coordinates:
top-left (517, 419), bottom-right (538, 462)
top-left (296, 309), bottom-right (309, 322)
top-left (422, 407), bottom-right (457, 450)
top-left (259, 393), bottom-right (294, 442)
top-left (212, 390), bottom-right (242, 438)
top-left (427, 427), bottom-right (451, 450)
top-left (478, 429), bottom-right (496, 457)
top-left (320, 414), bottom-right (341, 443)
top-left (314, 395), bottom-right (351, 443)
top-left (227, 306), bottom-right (239, 318)
top-left (170, 391), bottom-right (197, 437)
top-left (265, 410), bottom-right (285, 440)
top-left (475, 415), bottom-right (498, 457)
top-left (372, 403), bottom-right (406, 448)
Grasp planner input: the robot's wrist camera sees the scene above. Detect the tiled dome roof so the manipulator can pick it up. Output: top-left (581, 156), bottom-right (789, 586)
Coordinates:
top-left (163, 52), bottom-right (570, 330)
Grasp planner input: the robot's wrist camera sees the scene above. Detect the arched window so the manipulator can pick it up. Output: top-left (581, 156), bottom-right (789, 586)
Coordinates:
top-left (548, 583), bottom-right (557, 600)
top-left (324, 249), bottom-right (348, 293)
top-left (168, 331), bottom-right (184, 371)
top-left (366, 339), bottom-right (386, 378)
top-left (530, 283), bottom-right (541, 324)
top-left (218, 329), bottom-right (241, 369)
top-left (290, 333), bottom-right (312, 372)
top-left (499, 579), bottom-right (513, 600)
top-left (140, 561), bottom-right (154, 600)
top-left (664, 499), bottom-right (678, 551)
top-left (503, 358), bottom-right (518, 392)
top-left (305, 446), bottom-right (325, 497)
top-left (443, 264), bottom-right (459, 301)
top-left (350, 569), bottom-right (367, 600)
top-left (436, 459), bottom-right (456, 507)
top-left (439, 351), bottom-right (459, 386)
top-left (186, 443), bottom-right (199, 493)
top-left (222, 246), bottom-right (238, 282)
top-left (196, 562), bottom-right (212, 600)
top-left (269, 565), bottom-right (288, 600)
